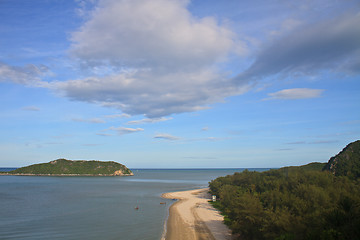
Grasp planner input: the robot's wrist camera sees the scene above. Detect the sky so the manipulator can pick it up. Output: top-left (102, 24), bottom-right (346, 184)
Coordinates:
top-left (0, 0), bottom-right (359, 168)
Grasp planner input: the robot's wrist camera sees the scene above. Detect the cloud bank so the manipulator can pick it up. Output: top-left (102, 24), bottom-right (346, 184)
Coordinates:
top-left (70, 0), bottom-right (240, 70)
top-left (2, 1), bottom-right (359, 118)
top-left (235, 12), bottom-right (360, 83)
top-left (57, 5), bottom-right (360, 117)
top-left (54, 0), bottom-right (245, 118)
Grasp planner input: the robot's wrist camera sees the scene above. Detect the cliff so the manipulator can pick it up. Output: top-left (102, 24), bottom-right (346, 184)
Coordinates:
top-left (5, 159), bottom-right (133, 176)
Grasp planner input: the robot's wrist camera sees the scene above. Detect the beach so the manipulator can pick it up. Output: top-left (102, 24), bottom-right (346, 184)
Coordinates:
top-left (162, 188), bottom-right (232, 240)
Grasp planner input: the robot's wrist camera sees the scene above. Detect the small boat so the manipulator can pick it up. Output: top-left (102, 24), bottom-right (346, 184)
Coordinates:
top-left (160, 202), bottom-right (166, 205)
top-left (134, 206), bottom-right (139, 210)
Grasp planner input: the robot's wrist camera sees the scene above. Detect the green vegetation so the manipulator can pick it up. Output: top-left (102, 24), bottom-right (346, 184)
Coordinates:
top-left (280, 162), bottom-right (326, 173)
top-left (209, 140), bottom-right (360, 240)
top-left (298, 162), bottom-right (327, 171)
top-left (9, 159), bottom-right (133, 176)
top-left (323, 140), bottom-right (360, 180)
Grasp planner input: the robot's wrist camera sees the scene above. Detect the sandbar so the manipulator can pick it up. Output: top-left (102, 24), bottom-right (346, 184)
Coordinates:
top-left (162, 188), bottom-right (232, 240)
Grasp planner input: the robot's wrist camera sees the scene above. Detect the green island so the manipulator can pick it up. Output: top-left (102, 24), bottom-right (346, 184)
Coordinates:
top-left (0, 158), bottom-right (133, 176)
top-left (210, 140), bottom-right (360, 240)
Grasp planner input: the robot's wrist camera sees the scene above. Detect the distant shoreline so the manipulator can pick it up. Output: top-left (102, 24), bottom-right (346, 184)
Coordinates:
top-left (0, 173), bottom-right (134, 176)
top-left (162, 188), bottom-right (232, 240)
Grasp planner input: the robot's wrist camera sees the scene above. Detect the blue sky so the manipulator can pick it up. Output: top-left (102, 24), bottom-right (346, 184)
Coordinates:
top-left (0, 0), bottom-right (359, 168)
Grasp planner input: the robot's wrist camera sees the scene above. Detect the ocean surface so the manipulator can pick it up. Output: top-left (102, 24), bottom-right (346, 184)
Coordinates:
top-left (0, 168), bottom-right (269, 240)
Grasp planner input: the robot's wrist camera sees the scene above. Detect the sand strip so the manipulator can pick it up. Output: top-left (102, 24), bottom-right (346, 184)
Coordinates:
top-left (162, 188), bottom-right (232, 240)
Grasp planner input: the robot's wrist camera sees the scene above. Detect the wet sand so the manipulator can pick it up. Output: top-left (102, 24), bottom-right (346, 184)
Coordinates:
top-left (162, 188), bottom-right (232, 240)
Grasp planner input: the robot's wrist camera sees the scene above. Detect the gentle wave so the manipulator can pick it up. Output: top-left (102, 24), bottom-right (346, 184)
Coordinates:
top-left (0, 169), bottom-right (267, 239)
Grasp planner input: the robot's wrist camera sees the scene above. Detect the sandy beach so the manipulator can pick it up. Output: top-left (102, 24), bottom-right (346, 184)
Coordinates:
top-left (162, 188), bottom-right (232, 240)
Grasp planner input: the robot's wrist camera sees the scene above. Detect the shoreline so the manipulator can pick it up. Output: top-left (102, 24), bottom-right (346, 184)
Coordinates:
top-left (0, 173), bottom-right (134, 176)
top-left (162, 188), bottom-right (232, 240)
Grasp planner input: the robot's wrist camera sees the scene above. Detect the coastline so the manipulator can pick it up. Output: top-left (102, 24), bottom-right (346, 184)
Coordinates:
top-left (0, 173), bottom-right (134, 176)
top-left (162, 188), bottom-right (232, 240)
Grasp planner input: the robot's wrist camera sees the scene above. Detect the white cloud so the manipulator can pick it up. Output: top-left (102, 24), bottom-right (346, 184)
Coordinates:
top-left (51, 0), bottom-right (247, 118)
top-left (235, 12), bottom-right (360, 83)
top-left (96, 133), bottom-right (113, 136)
top-left (265, 88), bottom-right (324, 100)
top-left (127, 117), bottom-right (172, 125)
top-left (269, 18), bottom-right (303, 37)
top-left (104, 113), bottom-right (131, 119)
top-left (154, 133), bottom-right (181, 141)
top-left (54, 69), bottom-right (247, 117)
top-left (0, 62), bottom-right (50, 86)
top-left (75, 0), bottom-right (98, 18)
top-left (70, 0), bottom-right (242, 70)
top-left (72, 117), bottom-right (105, 123)
top-left (55, 3), bottom-right (360, 118)
top-left (4, 1), bottom-right (359, 120)
top-left (107, 126), bottom-right (144, 135)
top-left (22, 106), bottom-right (40, 111)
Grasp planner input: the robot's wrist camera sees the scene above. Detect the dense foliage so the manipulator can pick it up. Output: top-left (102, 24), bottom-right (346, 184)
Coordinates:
top-left (323, 140), bottom-right (360, 180)
top-left (9, 159), bottom-right (133, 175)
top-left (209, 140), bottom-right (360, 239)
top-left (209, 168), bottom-right (360, 240)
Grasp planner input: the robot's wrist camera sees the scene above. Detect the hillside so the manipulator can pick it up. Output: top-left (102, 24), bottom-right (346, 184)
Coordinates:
top-left (323, 140), bottom-right (360, 179)
top-left (7, 159), bottom-right (133, 176)
top-left (209, 141), bottom-right (360, 240)
top-left (281, 162), bottom-right (326, 172)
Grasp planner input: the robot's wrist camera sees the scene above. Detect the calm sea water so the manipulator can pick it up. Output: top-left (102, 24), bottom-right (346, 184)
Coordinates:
top-left (0, 168), bottom-right (269, 240)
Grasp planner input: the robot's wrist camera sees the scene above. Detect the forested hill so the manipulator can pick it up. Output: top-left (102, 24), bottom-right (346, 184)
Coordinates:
top-left (323, 140), bottom-right (360, 179)
top-left (209, 140), bottom-right (360, 240)
top-left (5, 159), bottom-right (133, 176)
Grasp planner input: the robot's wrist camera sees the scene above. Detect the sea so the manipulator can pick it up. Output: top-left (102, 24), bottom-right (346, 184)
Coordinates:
top-left (0, 168), bottom-right (269, 240)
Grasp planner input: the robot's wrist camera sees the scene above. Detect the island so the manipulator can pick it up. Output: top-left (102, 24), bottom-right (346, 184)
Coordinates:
top-left (0, 158), bottom-right (134, 176)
